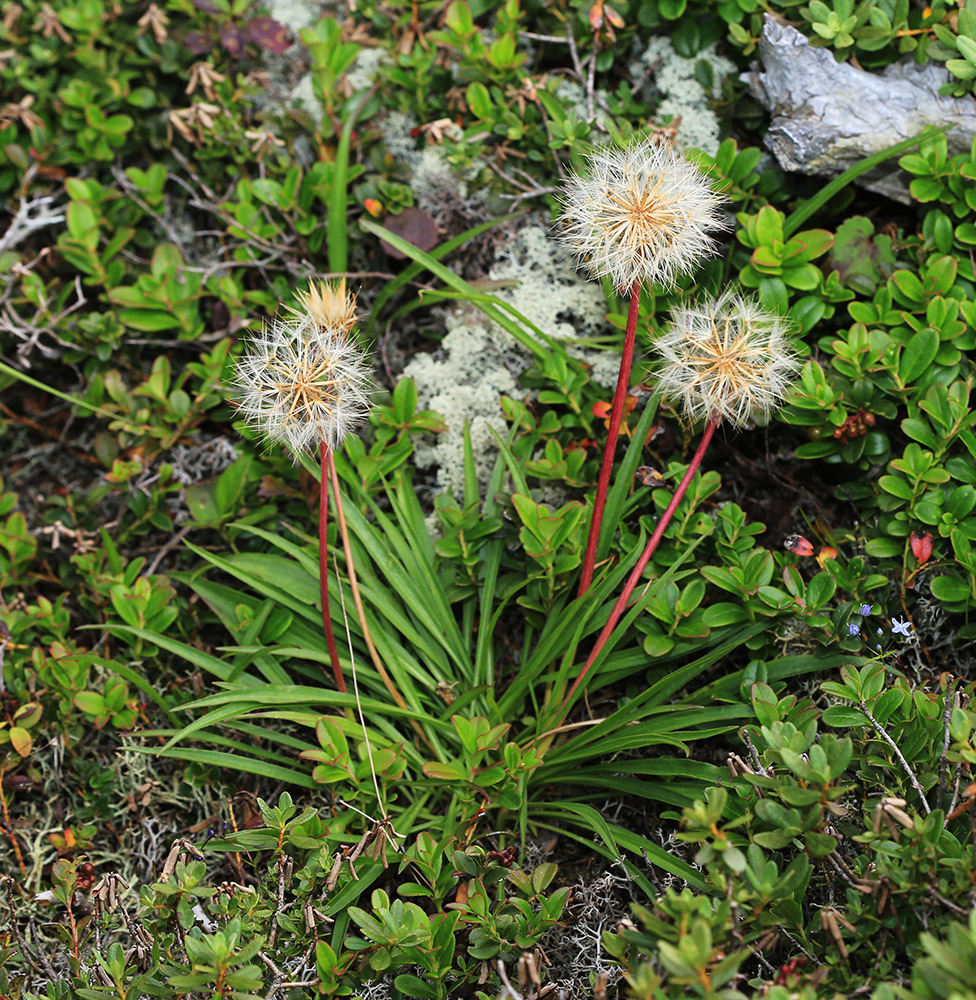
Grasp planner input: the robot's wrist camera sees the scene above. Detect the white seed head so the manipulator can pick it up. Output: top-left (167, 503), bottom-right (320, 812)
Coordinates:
top-left (234, 305), bottom-right (372, 459)
top-left (557, 136), bottom-right (726, 293)
top-left (653, 290), bottom-right (800, 428)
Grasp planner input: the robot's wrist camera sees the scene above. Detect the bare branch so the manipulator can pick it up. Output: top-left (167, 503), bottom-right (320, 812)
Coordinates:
top-left (860, 700), bottom-right (931, 814)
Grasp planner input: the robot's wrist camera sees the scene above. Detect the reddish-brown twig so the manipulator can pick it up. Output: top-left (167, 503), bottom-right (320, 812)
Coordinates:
top-left (0, 778), bottom-right (26, 877)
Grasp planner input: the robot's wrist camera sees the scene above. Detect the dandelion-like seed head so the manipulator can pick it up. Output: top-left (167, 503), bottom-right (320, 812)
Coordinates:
top-left (653, 289), bottom-right (800, 429)
top-left (557, 136), bottom-right (726, 293)
top-left (235, 291), bottom-right (372, 458)
top-left (295, 278), bottom-right (358, 335)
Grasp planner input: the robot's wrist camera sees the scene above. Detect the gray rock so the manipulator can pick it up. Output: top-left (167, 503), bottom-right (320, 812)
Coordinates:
top-left (743, 15), bottom-right (976, 202)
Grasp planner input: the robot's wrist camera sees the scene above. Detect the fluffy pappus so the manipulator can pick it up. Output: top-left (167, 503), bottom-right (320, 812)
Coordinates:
top-left (653, 290), bottom-right (800, 428)
top-left (234, 308), bottom-right (372, 458)
top-left (556, 136), bottom-right (726, 293)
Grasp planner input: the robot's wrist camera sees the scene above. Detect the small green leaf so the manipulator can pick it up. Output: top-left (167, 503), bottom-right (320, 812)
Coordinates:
top-left (864, 537), bottom-right (903, 558)
top-left (701, 603), bottom-right (749, 626)
top-left (879, 475), bottom-right (913, 500)
top-left (422, 761), bottom-right (467, 782)
top-left (466, 82), bottom-right (492, 118)
top-left (74, 691), bottom-right (106, 715)
top-left (930, 575), bottom-right (971, 603)
top-left (899, 328), bottom-right (939, 384)
top-left (822, 705), bottom-right (869, 727)
top-left (892, 269), bottom-right (925, 302)
top-left (394, 974), bottom-right (439, 999)
top-left (9, 726), bottom-right (31, 756)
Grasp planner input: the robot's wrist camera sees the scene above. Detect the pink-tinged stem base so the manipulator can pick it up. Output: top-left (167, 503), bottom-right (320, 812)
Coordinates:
top-left (562, 416), bottom-right (720, 714)
top-left (319, 442), bottom-right (346, 693)
top-left (578, 283), bottom-right (642, 598)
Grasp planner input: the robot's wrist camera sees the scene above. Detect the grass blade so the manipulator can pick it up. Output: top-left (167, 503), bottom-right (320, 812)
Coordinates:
top-left (361, 220), bottom-right (554, 364)
top-left (329, 89), bottom-right (373, 275)
top-left (133, 747), bottom-right (319, 788)
top-left (596, 394), bottom-right (660, 561)
top-left (365, 211), bottom-right (524, 338)
top-left (83, 624), bottom-right (245, 683)
top-left (783, 124), bottom-right (953, 237)
top-left (534, 801), bottom-right (706, 891)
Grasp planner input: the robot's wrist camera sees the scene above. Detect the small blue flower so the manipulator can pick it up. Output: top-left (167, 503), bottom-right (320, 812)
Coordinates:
top-left (890, 617), bottom-right (912, 637)
top-left (848, 623), bottom-right (860, 636)
top-left (859, 604), bottom-right (872, 615)
top-left (877, 628), bottom-right (883, 635)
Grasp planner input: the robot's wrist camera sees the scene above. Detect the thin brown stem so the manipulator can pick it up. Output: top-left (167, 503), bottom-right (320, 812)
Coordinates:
top-left (318, 442), bottom-right (345, 693)
top-left (326, 453), bottom-right (433, 752)
top-left (578, 284), bottom-right (642, 597)
top-left (563, 416), bottom-right (720, 716)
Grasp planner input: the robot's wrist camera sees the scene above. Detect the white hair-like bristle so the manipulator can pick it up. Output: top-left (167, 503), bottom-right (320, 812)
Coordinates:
top-left (234, 311), bottom-right (372, 458)
top-left (557, 136), bottom-right (726, 293)
top-left (653, 289), bottom-right (800, 428)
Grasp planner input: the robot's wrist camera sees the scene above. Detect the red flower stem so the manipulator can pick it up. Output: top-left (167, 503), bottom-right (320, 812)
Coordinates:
top-left (578, 282), bottom-right (642, 598)
top-left (319, 441), bottom-right (346, 693)
top-left (561, 416), bottom-right (720, 715)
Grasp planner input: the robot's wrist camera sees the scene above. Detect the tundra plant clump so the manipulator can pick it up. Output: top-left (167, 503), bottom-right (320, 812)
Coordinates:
top-left (9, 1), bottom-right (976, 996)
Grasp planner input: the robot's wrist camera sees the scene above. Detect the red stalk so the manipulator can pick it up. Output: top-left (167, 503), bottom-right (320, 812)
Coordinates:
top-left (578, 283), bottom-right (642, 597)
top-left (562, 416), bottom-right (720, 714)
top-left (319, 441), bottom-right (346, 693)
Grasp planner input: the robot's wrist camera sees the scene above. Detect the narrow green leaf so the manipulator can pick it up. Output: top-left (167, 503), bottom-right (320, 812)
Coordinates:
top-left (597, 394), bottom-right (660, 561)
top-left (535, 802), bottom-right (706, 890)
top-left (81, 624), bottom-right (242, 682)
top-left (361, 220), bottom-right (550, 363)
top-left (329, 90), bottom-right (372, 276)
top-left (0, 360), bottom-right (147, 435)
top-left (365, 211), bottom-right (524, 338)
top-left (783, 125), bottom-right (954, 237)
top-left (137, 747), bottom-right (319, 788)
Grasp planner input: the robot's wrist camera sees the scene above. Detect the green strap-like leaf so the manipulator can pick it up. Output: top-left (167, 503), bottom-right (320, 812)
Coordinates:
top-left (366, 211), bottom-right (524, 338)
top-left (362, 219), bottom-right (559, 364)
top-left (783, 124), bottom-right (954, 237)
